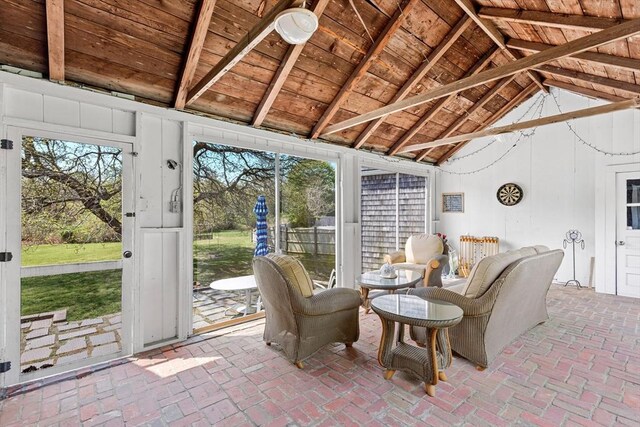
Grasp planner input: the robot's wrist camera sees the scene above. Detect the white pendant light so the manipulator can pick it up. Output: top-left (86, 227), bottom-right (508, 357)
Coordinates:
top-left (274, 8), bottom-right (318, 45)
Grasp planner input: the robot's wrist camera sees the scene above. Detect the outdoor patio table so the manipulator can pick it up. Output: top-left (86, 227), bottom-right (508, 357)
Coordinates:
top-left (371, 294), bottom-right (463, 396)
top-left (210, 275), bottom-right (260, 316)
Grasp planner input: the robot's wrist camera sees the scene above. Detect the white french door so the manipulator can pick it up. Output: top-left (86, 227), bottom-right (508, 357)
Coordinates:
top-left (1, 127), bottom-right (135, 386)
top-left (616, 171), bottom-right (640, 298)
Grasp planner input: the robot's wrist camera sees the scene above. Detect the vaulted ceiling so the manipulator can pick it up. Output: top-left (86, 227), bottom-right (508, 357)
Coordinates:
top-left (0, 0), bottom-right (638, 164)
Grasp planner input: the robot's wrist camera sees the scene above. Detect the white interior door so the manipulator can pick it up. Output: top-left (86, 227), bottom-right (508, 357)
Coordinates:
top-left (616, 171), bottom-right (640, 298)
top-left (1, 127), bottom-right (135, 386)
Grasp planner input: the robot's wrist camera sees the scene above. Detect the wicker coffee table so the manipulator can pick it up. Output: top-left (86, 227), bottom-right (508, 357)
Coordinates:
top-left (371, 294), bottom-right (463, 396)
top-left (357, 269), bottom-right (423, 314)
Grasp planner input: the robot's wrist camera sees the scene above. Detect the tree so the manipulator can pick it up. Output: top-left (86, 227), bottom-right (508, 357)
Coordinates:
top-left (282, 160), bottom-right (335, 227)
top-left (22, 137), bottom-right (122, 244)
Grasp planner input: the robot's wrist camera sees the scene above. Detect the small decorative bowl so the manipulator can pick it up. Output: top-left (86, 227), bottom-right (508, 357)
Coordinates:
top-left (379, 263), bottom-right (397, 279)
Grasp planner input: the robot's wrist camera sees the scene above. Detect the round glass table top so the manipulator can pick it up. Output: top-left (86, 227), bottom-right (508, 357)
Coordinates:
top-left (357, 269), bottom-right (423, 290)
top-left (371, 294), bottom-right (463, 323)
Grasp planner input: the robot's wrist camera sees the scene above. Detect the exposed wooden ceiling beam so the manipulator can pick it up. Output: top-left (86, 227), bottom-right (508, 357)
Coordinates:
top-left (451, 0), bottom-right (547, 95)
top-left (321, 18), bottom-right (640, 135)
top-left (534, 65), bottom-right (640, 97)
top-left (478, 7), bottom-right (628, 32)
top-left (435, 84), bottom-right (539, 164)
top-left (508, 39), bottom-right (640, 73)
top-left (414, 74), bottom-right (516, 161)
top-left (46, 0), bottom-right (65, 82)
top-left (186, 0), bottom-right (297, 106)
top-left (175, 0), bottom-right (217, 109)
top-left (352, 15), bottom-right (473, 149)
top-left (252, 0), bottom-right (330, 127)
top-left (401, 97), bottom-right (640, 152)
top-left (309, 0), bottom-right (419, 139)
top-left (386, 47), bottom-right (500, 156)
top-left (544, 79), bottom-right (627, 103)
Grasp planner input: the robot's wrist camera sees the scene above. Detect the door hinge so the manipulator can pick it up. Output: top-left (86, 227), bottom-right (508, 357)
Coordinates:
top-left (0, 361), bottom-right (11, 373)
top-left (0, 252), bottom-right (13, 262)
top-left (1, 139), bottom-right (13, 150)
top-left (130, 151), bottom-right (139, 157)
top-left (125, 212), bottom-right (135, 217)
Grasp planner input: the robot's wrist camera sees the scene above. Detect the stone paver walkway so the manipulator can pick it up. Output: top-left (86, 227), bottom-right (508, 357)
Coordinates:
top-left (2, 285), bottom-right (639, 426)
top-left (20, 313), bottom-right (122, 373)
top-left (193, 288), bottom-right (259, 330)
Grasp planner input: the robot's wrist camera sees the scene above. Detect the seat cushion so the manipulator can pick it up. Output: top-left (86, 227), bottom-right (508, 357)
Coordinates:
top-left (405, 234), bottom-right (444, 264)
top-left (462, 251), bottom-right (523, 298)
top-left (265, 254), bottom-right (314, 297)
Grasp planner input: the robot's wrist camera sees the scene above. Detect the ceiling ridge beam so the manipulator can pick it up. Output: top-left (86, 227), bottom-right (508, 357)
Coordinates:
top-left (46, 0), bottom-right (65, 82)
top-left (351, 15), bottom-right (473, 149)
top-left (402, 97), bottom-right (640, 152)
top-left (451, 0), bottom-right (547, 94)
top-left (508, 39), bottom-right (640, 73)
top-left (479, 7), bottom-right (628, 32)
top-left (321, 18), bottom-right (640, 135)
top-left (543, 79), bottom-right (627, 103)
top-left (186, 0), bottom-right (298, 106)
top-left (414, 74), bottom-right (516, 161)
top-left (309, 0), bottom-right (420, 139)
top-left (175, 0), bottom-right (217, 109)
top-left (252, 0), bottom-right (330, 127)
top-left (435, 83), bottom-right (539, 164)
top-left (535, 65), bottom-right (640, 96)
top-left (386, 46), bottom-right (500, 156)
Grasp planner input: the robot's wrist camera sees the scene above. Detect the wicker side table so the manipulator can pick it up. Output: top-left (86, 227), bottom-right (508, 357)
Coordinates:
top-left (371, 294), bottom-right (463, 396)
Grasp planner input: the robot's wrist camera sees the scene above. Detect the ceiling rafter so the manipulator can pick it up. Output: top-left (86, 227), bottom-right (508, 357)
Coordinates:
top-left (309, 0), bottom-right (420, 139)
top-left (534, 65), bottom-right (640, 97)
top-left (321, 18), bottom-right (640, 136)
top-left (478, 7), bottom-right (628, 32)
top-left (543, 79), bottom-right (627, 103)
top-left (186, 0), bottom-right (298, 106)
top-left (451, 0), bottom-right (548, 95)
top-left (386, 46), bottom-right (500, 156)
top-left (507, 39), bottom-right (640, 73)
top-left (252, 0), bottom-right (330, 127)
top-left (436, 83), bottom-right (539, 164)
top-left (46, 0), bottom-right (65, 82)
top-left (414, 74), bottom-right (517, 161)
top-left (402, 97), bottom-right (640, 152)
top-left (351, 15), bottom-right (473, 149)
top-left (174, 0), bottom-right (217, 110)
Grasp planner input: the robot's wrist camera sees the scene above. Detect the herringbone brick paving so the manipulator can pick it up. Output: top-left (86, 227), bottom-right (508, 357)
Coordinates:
top-left (1, 285), bottom-right (638, 426)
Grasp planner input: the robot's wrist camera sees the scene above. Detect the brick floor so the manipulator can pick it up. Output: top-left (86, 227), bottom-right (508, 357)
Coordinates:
top-left (1, 285), bottom-right (639, 426)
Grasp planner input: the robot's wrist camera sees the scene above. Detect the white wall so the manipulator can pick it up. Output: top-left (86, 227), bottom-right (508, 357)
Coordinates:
top-left (0, 71), bottom-right (433, 383)
top-left (434, 89), bottom-right (640, 293)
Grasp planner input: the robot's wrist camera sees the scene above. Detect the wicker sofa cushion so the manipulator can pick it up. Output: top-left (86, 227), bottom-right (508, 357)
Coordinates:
top-left (405, 234), bottom-right (444, 264)
top-left (462, 251), bottom-right (523, 298)
top-left (266, 253), bottom-right (314, 297)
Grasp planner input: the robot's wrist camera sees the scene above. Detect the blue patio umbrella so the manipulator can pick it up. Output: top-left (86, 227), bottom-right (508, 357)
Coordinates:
top-left (254, 195), bottom-right (269, 256)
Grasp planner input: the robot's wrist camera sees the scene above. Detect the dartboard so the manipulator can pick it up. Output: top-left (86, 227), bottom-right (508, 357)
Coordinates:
top-left (497, 183), bottom-right (523, 206)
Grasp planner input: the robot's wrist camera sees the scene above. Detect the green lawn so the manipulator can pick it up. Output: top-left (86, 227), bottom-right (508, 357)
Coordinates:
top-left (22, 242), bottom-right (121, 266)
top-left (20, 230), bottom-right (334, 319)
top-left (194, 230), bottom-right (335, 284)
top-left (21, 270), bottom-right (121, 321)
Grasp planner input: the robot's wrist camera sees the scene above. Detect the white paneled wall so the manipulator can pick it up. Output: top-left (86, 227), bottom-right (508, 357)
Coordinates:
top-left (435, 89), bottom-right (640, 293)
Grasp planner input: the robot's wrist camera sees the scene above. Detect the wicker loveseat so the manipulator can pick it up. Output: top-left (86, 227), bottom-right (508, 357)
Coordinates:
top-left (409, 246), bottom-right (563, 369)
top-left (252, 254), bottom-right (361, 368)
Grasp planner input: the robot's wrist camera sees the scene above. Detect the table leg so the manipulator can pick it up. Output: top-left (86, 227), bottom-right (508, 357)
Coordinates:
top-left (243, 289), bottom-right (252, 316)
top-left (360, 287), bottom-right (370, 314)
top-left (425, 328), bottom-right (439, 395)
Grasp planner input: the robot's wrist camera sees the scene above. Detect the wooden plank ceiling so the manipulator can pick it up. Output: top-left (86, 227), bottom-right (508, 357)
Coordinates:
top-left (0, 0), bottom-right (638, 164)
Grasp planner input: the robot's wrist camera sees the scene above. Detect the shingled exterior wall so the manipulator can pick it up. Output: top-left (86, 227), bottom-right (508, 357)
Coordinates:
top-left (361, 172), bottom-right (427, 271)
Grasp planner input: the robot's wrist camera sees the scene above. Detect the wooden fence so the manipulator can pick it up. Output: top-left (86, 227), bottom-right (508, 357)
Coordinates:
top-left (271, 226), bottom-right (335, 256)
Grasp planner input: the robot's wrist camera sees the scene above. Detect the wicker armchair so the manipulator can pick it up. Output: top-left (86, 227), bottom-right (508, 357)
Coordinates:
top-left (252, 254), bottom-right (361, 368)
top-left (384, 234), bottom-right (447, 287)
top-left (409, 249), bottom-right (564, 369)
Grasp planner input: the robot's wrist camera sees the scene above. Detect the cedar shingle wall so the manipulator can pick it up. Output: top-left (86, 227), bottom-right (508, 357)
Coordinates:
top-left (361, 173), bottom-right (427, 271)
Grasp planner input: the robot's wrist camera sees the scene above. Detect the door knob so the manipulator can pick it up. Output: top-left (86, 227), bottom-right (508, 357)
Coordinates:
top-left (123, 251), bottom-right (133, 258)
top-left (615, 241), bottom-right (625, 246)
